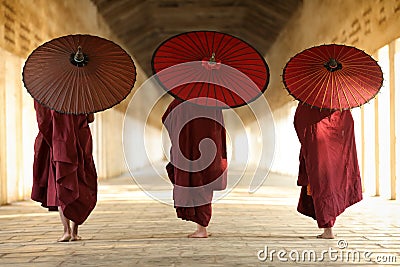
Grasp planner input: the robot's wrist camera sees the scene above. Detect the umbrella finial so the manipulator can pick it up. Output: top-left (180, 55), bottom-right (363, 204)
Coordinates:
top-left (201, 52), bottom-right (221, 70)
top-left (209, 53), bottom-right (216, 65)
top-left (324, 58), bottom-right (342, 72)
top-left (70, 46), bottom-right (89, 67)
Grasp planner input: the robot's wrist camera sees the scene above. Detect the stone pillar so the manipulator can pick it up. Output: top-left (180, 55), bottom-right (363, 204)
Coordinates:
top-left (5, 51), bottom-right (23, 202)
top-left (0, 49), bottom-right (7, 204)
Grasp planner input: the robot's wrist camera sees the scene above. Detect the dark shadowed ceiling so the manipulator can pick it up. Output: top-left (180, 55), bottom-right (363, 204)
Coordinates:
top-left (91, 0), bottom-right (302, 76)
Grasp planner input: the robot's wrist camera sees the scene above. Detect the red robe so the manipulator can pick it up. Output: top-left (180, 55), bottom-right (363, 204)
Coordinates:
top-left (31, 101), bottom-right (97, 225)
top-left (294, 104), bottom-right (362, 228)
top-left (162, 99), bottom-right (227, 227)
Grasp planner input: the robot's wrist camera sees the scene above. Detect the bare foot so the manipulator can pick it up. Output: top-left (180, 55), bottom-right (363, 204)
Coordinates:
top-left (70, 235), bottom-right (82, 241)
top-left (316, 233), bottom-right (334, 239)
top-left (188, 230), bottom-right (208, 238)
top-left (57, 233), bottom-right (71, 242)
top-left (317, 228), bottom-right (335, 239)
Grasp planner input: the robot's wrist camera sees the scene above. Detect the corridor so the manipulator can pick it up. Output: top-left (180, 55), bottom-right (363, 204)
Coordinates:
top-left (1, 1), bottom-right (400, 266)
top-left (0, 165), bottom-right (399, 266)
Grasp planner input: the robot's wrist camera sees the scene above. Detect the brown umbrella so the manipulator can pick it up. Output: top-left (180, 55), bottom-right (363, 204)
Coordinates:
top-left (23, 34), bottom-right (136, 114)
top-left (282, 44), bottom-right (383, 110)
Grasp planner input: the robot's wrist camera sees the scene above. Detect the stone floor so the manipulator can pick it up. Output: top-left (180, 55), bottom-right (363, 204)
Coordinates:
top-left (0, 166), bottom-right (399, 266)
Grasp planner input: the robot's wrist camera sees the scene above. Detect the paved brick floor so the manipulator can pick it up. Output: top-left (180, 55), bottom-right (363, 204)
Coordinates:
top-left (0, 166), bottom-right (399, 266)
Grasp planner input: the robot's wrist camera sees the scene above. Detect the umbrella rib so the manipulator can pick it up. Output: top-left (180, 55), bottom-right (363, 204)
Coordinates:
top-left (57, 67), bottom-right (78, 113)
top-left (214, 33), bottom-right (226, 59)
top-left (333, 72), bottom-right (343, 110)
top-left (172, 68), bottom-right (207, 100)
top-left (40, 67), bottom-right (75, 113)
top-left (330, 69), bottom-right (344, 110)
top-left (225, 64), bottom-right (265, 95)
top-left (95, 67), bottom-right (132, 99)
top-left (92, 72), bottom-right (117, 110)
top-left (219, 68), bottom-right (253, 104)
top-left (285, 68), bottom-right (325, 98)
top-left (163, 36), bottom-right (203, 59)
top-left (195, 81), bottom-right (207, 105)
top-left (309, 70), bottom-right (331, 109)
top-left (293, 68), bottom-right (328, 105)
top-left (160, 65), bottom-right (199, 81)
top-left (301, 49), bottom-right (328, 63)
top-left (337, 73), bottom-right (355, 110)
top-left (191, 66), bottom-right (211, 105)
top-left (336, 46), bottom-right (358, 62)
top-left (233, 66), bottom-right (268, 82)
top-left (347, 76), bottom-right (377, 101)
top-left (212, 69), bottom-right (228, 106)
top-left (221, 46), bottom-right (248, 60)
top-left (195, 32), bottom-right (209, 56)
top-left (80, 69), bottom-right (96, 113)
top-left (218, 40), bottom-right (243, 61)
top-left (158, 65), bottom-right (201, 89)
top-left (189, 69), bottom-right (210, 102)
top-left (217, 71), bottom-right (240, 106)
top-left (96, 67), bottom-right (132, 102)
top-left (211, 31), bottom-right (216, 57)
top-left (224, 57), bottom-right (264, 66)
top-left (325, 70), bottom-right (338, 110)
top-left (337, 70), bottom-right (370, 105)
top-left (221, 68), bottom-right (260, 98)
top-left (222, 47), bottom-right (256, 61)
top-left (344, 67), bottom-right (383, 85)
top-left (93, 60), bottom-right (132, 109)
top-left (317, 72), bottom-right (330, 110)
top-left (203, 31), bottom-right (212, 60)
top-left (68, 68), bottom-right (79, 113)
top-left (186, 32), bottom-right (208, 57)
top-left (205, 78), bottom-right (211, 106)
top-left (156, 45), bottom-right (200, 60)
top-left (215, 36), bottom-right (236, 60)
top-left (96, 63), bottom-right (135, 87)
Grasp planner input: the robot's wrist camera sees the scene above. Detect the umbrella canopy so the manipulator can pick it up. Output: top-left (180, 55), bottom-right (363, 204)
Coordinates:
top-left (151, 31), bottom-right (270, 108)
top-left (23, 34), bottom-right (136, 114)
top-left (283, 44), bottom-right (383, 110)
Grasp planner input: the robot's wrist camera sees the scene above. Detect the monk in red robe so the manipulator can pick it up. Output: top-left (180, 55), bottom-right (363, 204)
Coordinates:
top-left (162, 99), bottom-right (228, 238)
top-left (31, 101), bottom-right (97, 242)
top-left (294, 103), bottom-right (363, 239)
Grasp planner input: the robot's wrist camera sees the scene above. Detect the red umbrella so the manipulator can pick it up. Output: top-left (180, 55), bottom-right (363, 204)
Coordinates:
top-left (151, 31), bottom-right (270, 108)
top-left (283, 44), bottom-right (383, 110)
top-left (23, 34), bottom-right (136, 114)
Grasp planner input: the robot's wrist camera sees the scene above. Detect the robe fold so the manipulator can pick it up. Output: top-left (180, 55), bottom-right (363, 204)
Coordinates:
top-left (294, 104), bottom-right (362, 228)
top-left (31, 101), bottom-right (97, 225)
top-left (162, 99), bottom-right (228, 227)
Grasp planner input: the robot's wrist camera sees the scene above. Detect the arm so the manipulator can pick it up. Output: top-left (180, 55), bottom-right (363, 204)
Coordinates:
top-left (87, 113), bottom-right (95, 123)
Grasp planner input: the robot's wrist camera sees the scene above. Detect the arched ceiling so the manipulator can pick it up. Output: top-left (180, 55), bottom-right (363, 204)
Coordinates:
top-left (91, 0), bottom-right (302, 76)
